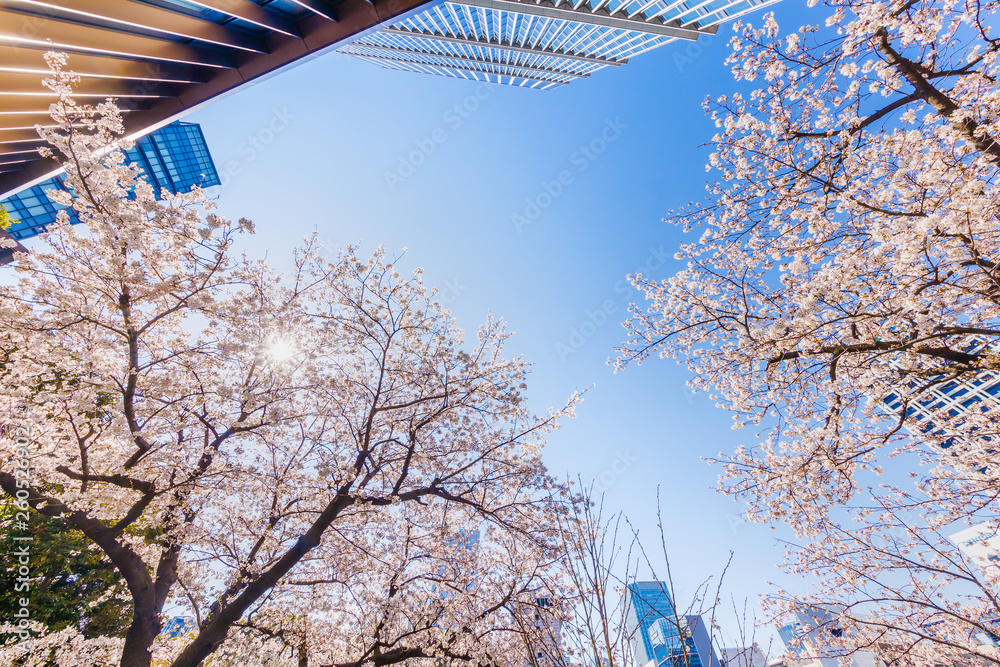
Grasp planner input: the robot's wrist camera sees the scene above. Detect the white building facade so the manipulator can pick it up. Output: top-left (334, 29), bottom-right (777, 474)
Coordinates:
top-left (338, 0), bottom-right (777, 89)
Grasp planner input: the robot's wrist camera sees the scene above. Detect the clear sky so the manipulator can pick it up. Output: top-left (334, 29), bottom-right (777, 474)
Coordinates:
top-left (185, 0), bottom-right (814, 649)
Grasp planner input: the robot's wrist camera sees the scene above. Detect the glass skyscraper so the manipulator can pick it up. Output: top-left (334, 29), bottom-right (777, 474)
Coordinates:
top-left (881, 336), bottom-right (1000, 454)
top-left (776, 605), bottom-right (880, 667)
top-left (626, 581), bottom-right (710, 667)
top-left (2, 122), bottom-right (220, 241)
top-left (338, 0), bottom-right (777, 89)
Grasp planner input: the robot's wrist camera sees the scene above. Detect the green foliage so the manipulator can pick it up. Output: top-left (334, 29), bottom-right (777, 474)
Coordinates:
top-left (0, 499), bottom-right (131, 638)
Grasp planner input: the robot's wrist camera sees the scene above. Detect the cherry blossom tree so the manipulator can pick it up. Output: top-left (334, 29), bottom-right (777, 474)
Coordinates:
top-left (0, 55), bottom-right (577, 667)
top-left (524, 487), bottom-right (740, 667)
top-left (618, 0), bottom-right (1000, 664)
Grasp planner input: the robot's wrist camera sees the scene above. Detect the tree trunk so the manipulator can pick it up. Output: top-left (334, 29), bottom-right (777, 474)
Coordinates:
top-left (298, 638), bottom-right (308, 667)
top-left (120, 605), bottom-right (162, 667)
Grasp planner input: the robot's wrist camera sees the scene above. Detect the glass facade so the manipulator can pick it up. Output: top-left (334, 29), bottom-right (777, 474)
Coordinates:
top-left (626, 582), bottom-right (704, 667)
top-left (161, 616), bottom-right (197, 639)
top-left (2, 122), bottom-right (220, 240)
top-left (776, 605), bottom-right (883, 667)
top-left (339, 0), bottom-right (777, 89)
top-left (881, 336), bottom-right (1000, 453)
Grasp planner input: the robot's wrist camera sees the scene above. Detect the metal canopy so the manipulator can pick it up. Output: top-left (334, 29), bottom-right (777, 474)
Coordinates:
top-left (0, 0), bottom-right (442, 198)
top-left (341, 42), bottom-right (588, 77)
top-left (341, 0), bottom-right (778, 88)
top-left (379, 26), bottom-right (624, 65)
top-left (450, 0), bottom-right (716, 40)
top-left (354, 52), bottom-right (570, 84)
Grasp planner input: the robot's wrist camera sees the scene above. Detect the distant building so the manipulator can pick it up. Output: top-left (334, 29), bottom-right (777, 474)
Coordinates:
top-left (1, 121), bottom-right (219, 241)
top-left (528, 594), bottom-right (564, 666)
top-left (683, 615), bottom-right (721, 667)
top-left (950, 522), bottom-right (1000, 584)
top-left (776, 606), bottom-right (878, 667)
top-left (625, 581), bottom-right (719, 667)
top-left (338, 0), bottom-right (777, 90)
top-left (948, 521), bottom-right (1000, 646)
top-left (920, 613), bottom-right (1000, 652)
top-left (881, 337), bottom-right (1000, 461)
top-left (720, 645), bottom-right (768, 667)
top-left (161, 616), bottom-right (197, 638)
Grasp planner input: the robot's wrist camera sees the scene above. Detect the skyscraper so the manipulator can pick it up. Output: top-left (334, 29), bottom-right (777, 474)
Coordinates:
top-left (880, 336), bottom-right (999, 460)
top-left (528, 594), bottom-right (565, 667)
top-left (949, 523), bottom-right (1000, 586)
top-left (338, 0), bottom-right (777, 89)
top-left (625, 581), bottom-right (718, 667)
top-left (1, 121), bottom-right (220, 241)
top-left (719, 645), bottom-right (768, 667)
top-left (776, 605), bottom-right (878, 667)
top-left (882, 338), bottom-right (1000, 435)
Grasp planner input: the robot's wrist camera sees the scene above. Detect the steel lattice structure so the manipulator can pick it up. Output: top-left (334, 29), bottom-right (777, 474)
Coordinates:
top-left (339, 0), bottom-right (778, 89)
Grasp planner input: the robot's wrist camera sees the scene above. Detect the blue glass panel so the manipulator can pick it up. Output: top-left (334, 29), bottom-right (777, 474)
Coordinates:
top-left (2, 121), bottom-right (220, 240)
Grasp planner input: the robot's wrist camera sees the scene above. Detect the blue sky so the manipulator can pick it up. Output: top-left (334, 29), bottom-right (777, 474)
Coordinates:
top-left (188, 0), bottom-right (815, 648)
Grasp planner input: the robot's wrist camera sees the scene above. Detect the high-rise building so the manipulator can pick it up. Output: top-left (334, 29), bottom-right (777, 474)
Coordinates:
top-left (882, 341), bottom-right (1000, 434)
top-left (880, 337), bottom-right (999, 461)
top-left (625, 581), bottom-right (719, 667)
top-left (949, 523), bottom-right (1000, 586)
top-left (337, 0), bottom-right (777, 89)
top-left (1, 121), bottom-right (219, 241)
top-left (776, 606), bottom-right (878, 667)
top-left (161, 616), bottom-right (197, 639)
top-left (719, 645), bottom-right (768, 667)
top-left (528, 594), bottom-right (565, 666)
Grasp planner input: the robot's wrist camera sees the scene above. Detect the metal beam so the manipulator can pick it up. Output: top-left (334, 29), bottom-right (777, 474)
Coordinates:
top-left (0, 71), bottom-right (177, 96)
top-left (349, 48), bottom-right (580, 80)
top-left (182, 0), bottom-right (301, 37)
top-left (355, 53), bottom-right (567, 84)
top-left (0, 131), bottom-right (46, 143)
top-left (643, 0), bottom-right (687, 22)
top-left (0, 11), bottom-right (236, 68)
top-left (0, 145), bottom-right (42, 156)
top-left (447, 0), bottom-right (715, 39)
top-left (380, 26), bottom-right (623, 64)
top-left (0, 45), bottom-right (210, 83)
top-left (0, 0), bottom-right (269, 52)
top-left (287, 0), bottom-right (340, 21)
top-left (0, 117), bottom-right (53, 131)
top-left (0, 96), bottom-right (153, 115)
top-left (344, 42), bottom-right (588, 77)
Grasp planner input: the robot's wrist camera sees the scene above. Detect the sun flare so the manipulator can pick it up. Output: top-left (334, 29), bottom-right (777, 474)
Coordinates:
top-left (267, 338), bottom-right (297, 363)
